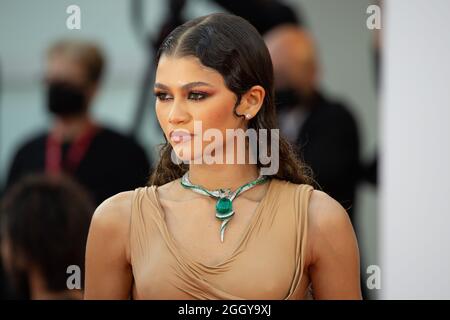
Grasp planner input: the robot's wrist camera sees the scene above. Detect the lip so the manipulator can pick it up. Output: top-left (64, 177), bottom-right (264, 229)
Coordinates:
top-left (169, 130), bottom-right (195, 144)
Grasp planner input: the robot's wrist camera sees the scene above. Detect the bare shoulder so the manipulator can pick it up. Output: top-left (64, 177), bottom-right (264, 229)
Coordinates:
top-left (85, 191), bottom-right (135, 298)
top-left (88, 191), bottom-right (135, 255)
top-left (305, 190), bottom-right (361, 299)
top-left (91, 191), bottom-right (134, 228)
top-left (306, 190), bottom-right (358, 260)
top-left (307, 190), bottom-right (352, 230)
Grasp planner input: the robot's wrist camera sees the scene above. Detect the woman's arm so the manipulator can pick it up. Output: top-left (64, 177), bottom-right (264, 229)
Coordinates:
top-left (307, 190), bottom-right (362, 299)
top-left (84, 191), bottom-right (134, 299)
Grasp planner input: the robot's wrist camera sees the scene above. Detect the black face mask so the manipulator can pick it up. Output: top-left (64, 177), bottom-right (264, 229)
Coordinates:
top-left (274, 88), bottom-right (303, 112)
top-left (47, 81), bottom-right (88, 117)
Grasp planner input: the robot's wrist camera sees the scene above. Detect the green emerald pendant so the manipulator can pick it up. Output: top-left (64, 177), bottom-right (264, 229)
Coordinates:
top-left (215, 197), bottom-right (234, 220)
top-left (179, 170), bottom-right (269, 243)
top-left (215, 198), bottom-right (234, 242)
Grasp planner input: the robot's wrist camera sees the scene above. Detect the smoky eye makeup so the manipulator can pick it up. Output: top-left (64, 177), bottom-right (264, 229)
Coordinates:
top-left (154, 89), bottom-right (212, 102)
top-left (154, 90), bottom-right (172, 101)
top-left (188, 91), bottom-right (210, 101)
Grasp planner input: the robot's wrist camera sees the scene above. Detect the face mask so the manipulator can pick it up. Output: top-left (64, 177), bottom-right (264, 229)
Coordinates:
top-left (274, 87), bottom-right (303, 112)
top-left (47, 81), bottom-right (88, 117)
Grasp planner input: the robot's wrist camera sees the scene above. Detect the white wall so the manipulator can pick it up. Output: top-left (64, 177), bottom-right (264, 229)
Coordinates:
top-left (380, 0), bottom-right (450, 299)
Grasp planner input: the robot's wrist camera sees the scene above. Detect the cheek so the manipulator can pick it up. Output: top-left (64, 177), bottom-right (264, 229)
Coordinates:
top-left (197, 98), bottom-right (238, 131)
top-left (155, 104), bottom-right (169, 131)
top-left (202, 108), bottom-right (227, 127)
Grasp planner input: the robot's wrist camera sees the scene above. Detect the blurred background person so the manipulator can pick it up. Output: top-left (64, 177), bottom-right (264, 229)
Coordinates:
top-left (4, 39), bottom-right (151, 206)
top-left (0, 174), bottom-right (94, 299)
top-left (264, 25), bottom-right (360, 222)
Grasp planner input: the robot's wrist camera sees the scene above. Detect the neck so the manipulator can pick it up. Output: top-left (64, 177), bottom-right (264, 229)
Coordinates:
top-left (188, 163), bottom-right (260, 191)
top-left (51, 114), bottom-right (94, 142)
top-left (28, 267), bottom-right (82, 300)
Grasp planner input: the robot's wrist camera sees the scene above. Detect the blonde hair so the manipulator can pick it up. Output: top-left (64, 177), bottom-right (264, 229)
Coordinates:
top-left (47, 39), bottom-right (105, 84)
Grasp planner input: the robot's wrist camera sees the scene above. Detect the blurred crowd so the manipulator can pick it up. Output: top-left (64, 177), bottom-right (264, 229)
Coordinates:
top-left (0, 0), bottom-right (378, 299)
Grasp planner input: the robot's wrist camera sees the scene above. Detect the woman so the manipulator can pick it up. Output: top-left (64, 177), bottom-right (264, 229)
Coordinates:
top-left (84, 13), bottom-right (361, 300)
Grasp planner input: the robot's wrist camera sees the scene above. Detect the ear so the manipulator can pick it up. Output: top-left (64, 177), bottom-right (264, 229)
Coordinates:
top-left (236, 85), bottom-right (265, 120)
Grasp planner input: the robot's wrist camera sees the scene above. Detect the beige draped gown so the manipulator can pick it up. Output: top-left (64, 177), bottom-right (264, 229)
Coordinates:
top-left (129, 178), bottom-right (314, 300)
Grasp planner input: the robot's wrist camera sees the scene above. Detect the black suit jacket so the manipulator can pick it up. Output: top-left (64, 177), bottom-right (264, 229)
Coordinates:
top-left (295, 92), bottom-right (360, 222)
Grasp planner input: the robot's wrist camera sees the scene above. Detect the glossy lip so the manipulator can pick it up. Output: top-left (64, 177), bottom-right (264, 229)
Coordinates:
top-left (169, 129), bottom-right (195, 144)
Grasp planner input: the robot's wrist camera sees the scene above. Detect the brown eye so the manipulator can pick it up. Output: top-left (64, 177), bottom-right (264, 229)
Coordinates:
top-left (188, 91), bottom-right (208, 101)
top-left (154, 92), bottom-right (172, 101)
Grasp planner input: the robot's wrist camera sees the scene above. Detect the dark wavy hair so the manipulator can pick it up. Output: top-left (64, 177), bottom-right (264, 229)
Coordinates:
top-left (0, 174), bottom-right (94, 298)
top-left (149, 12), bottom-right (312, 186)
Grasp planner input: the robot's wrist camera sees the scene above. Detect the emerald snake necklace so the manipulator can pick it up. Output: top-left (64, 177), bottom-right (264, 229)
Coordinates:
top-left (180, 170), bottom-right (270, 243)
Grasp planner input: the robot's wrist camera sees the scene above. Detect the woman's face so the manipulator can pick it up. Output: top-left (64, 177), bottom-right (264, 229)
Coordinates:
top-left (154, 55), bottom-right (248, 163)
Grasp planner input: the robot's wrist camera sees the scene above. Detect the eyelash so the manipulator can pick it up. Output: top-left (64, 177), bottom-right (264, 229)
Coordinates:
top-left (154, 91), bottom-right (209, 102)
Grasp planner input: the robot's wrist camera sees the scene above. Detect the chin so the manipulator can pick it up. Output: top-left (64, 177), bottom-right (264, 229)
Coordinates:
top-left (171, 144), bottom-right (202, 164)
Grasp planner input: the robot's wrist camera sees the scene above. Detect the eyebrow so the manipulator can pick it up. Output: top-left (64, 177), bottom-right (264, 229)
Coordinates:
top-left (154, 81), bottom-right (214, 91)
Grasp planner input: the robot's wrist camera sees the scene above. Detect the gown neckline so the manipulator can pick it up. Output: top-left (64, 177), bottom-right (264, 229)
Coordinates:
top-left (146, 178), bottom-right (275, 269)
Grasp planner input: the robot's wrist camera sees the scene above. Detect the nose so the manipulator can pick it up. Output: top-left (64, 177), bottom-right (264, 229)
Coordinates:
top-left (168, 98), bottom-right (190, 125)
